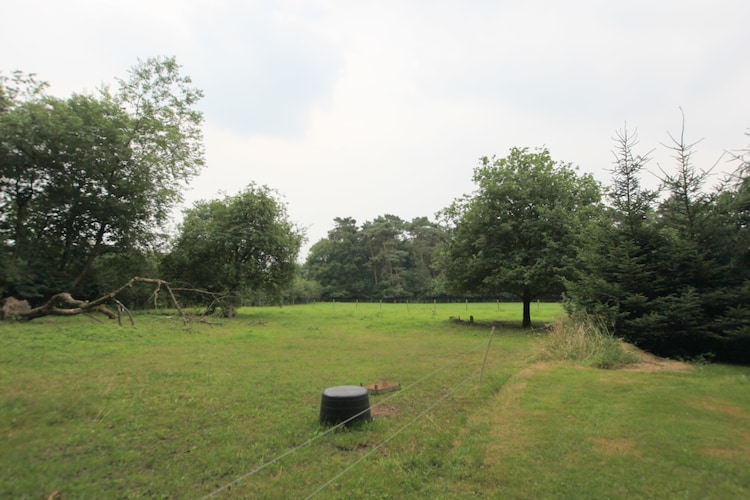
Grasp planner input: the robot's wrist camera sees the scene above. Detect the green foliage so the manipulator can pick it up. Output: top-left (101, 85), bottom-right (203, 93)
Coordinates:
top-left (0, 70), bottom-right (48, 111)
top-left (361, 214), bottom-right (411, 299)
top-left (114, 56), bottom-right (205, 221)
top-left (566, 125), bottom-right (750, 363)
top-left (281, 275), bottom-right (322, 304)
top-left (0, 58), bottom-right (205, 300)
top-left (439, 147), bottom-right (602, 327)
top-left (163, 183), bottom-right (303, 314)
top-left (305, 217), bottom-right (373, 299)
top-left (303, 215), bottom-right (447, 301)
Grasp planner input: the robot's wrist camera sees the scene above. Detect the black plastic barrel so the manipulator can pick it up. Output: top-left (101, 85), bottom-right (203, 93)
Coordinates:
top-left (319, 385), bottom-right (372, 426)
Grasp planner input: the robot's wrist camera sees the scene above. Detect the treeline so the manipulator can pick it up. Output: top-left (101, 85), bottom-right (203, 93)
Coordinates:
top-left (2, 60), bottom-right (749, 362)
top-left (302, 215), bottom-right (447, 301)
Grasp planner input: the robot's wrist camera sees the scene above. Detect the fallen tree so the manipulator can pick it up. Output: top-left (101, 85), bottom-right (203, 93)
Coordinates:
top-left (1, 277), bottom-right (187, 325)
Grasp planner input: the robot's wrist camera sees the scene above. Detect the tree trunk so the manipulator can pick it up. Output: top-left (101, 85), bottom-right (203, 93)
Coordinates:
top-left (10, 194), bottom-right (31, 264)
top-left (522, 287), bottom-right (532, 328)
top-left (69, 223), bottom-right (107, 289)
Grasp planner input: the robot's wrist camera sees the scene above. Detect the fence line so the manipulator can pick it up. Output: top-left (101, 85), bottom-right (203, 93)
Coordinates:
top-left (305, 360), bottom-right (483, 498)
top-left (200, 339), bottom-right (490, 499)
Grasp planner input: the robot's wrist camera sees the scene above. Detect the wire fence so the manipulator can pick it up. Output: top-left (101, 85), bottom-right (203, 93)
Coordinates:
top-left (305, 360), bottom-right (483, 498)
top-left (200, 333), bottom-right (494, 499)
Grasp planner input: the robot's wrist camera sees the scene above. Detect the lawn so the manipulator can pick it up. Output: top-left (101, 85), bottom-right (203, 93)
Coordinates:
top-left (1, 302), bottom-right (748, 498)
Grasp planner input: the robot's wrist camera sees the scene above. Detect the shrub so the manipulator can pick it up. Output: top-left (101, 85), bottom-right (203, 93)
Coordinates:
top-left (536, 315), bottom-right (639, 369)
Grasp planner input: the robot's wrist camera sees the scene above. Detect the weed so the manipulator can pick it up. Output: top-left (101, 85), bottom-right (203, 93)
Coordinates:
top-left (536, 314), bottom-right (640, 368)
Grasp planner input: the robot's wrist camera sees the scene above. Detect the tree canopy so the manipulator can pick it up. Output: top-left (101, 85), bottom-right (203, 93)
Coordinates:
top-left (0, 57), bottom-right (204, 301)
top-left (438, 147), bottom-right (601, 327)
top-left (303, 215), bottom-right (446, 301)
top-left (163, 184), bottom-right (304, 315)
top-left (565, 125), bottom-right (750, 362)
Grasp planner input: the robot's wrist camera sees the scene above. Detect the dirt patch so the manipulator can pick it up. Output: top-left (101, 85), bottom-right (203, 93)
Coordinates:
top-left (335, 442), bottom-right (369, 452)
top-left (704, 447), bottom-right (750, 460)
top-left (619, 345), bottom-right (693, 373)
top-left (690, 398), bottom-right (750, 419)
top-left (703, 429), bottom-right (750, 460)
top-left (693, 405), bottom-right (750, 460)
top-left (370, 404), bottom-right (400, 418)
top-left (592, 437), bottom-right (641, 457)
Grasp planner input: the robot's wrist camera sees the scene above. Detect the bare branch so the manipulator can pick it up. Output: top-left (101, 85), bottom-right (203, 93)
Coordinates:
top-left (2, 277), bottom-right (190, 325)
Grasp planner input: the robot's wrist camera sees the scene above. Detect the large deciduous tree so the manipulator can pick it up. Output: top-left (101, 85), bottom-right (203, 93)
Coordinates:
top-left (163, 184), bottom-right (304, 316)
top-left (0, 57), bottom-right (205, 300)
top-left (438, 147), bottom-right (601, 327)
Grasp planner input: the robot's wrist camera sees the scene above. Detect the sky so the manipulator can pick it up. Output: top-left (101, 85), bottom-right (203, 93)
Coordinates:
top-left (3, 0), bottom-right (749, 258)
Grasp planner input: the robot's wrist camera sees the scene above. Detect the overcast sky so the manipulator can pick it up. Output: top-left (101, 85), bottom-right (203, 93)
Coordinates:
top-left (4, 0), bottom-right (749, 257)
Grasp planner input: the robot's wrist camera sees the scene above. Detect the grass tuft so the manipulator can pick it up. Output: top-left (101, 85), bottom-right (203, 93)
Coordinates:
top-left (535, 314), bottom-right (640, 369)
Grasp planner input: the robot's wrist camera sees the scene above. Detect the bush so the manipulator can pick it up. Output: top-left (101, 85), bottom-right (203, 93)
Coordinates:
top-left (536, 315), bottom-right (639, 369)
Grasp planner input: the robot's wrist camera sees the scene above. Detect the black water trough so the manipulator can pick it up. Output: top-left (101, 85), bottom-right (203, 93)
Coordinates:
top-left (319, 385), bottom-right (372, 426)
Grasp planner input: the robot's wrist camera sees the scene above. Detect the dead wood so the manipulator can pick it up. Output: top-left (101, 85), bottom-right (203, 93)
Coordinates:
top-left (2, 277), bottom-right (188, 325)
top-left (1, 297), bottom-right (31, 320)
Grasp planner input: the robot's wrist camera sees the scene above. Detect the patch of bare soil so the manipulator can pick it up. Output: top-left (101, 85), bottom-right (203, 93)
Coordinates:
top-left (703, 429), bottom-right (750, 460)
top-left (619, 344), bottom-right (693, 373)
top-left (690, 398), bottom-right (750, 419)
top-left (370, 404), bottom-right (400, 418)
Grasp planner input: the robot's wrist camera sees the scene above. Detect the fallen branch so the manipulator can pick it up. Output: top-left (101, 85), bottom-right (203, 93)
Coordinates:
top-left (2, 277), bottom-right (189, 325)
top-left (18, 292), bottom-right (118, 321)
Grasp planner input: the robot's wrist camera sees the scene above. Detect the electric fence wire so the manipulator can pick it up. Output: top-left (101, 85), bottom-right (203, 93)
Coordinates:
top-left (305, 360), bottom-right (483, 498)
top-left (200, 338), bottom-right (490, 499)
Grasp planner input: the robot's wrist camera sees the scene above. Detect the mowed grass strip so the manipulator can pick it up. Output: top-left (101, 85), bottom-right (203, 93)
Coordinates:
top-left (1, 302), bottom-right (748, 498)
top-left (458, 363), bottom-right (750, 499)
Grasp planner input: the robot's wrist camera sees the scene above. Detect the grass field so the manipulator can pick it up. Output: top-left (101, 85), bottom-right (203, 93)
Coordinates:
top-left (1, 302), bottom-right (748, 498)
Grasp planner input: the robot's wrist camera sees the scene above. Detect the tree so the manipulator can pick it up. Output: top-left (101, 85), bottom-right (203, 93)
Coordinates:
top-left (0, 57), bottom-right (205, 299)
top-left (303, 215), bottom-right (447, 301)
top-left (113, 56), bottom-right (205, 226)
top-left (403, 217), bottom-right (447, 298)
top-left (565, 127), bottom-right (667, 334)
top-left (66, 56), bottom-right (205, 288)
top-left (29, 95), bottom-right (138, 294)
top-left (163, 184), bottom-right (304, 316)
top-left (438, 147), bottom-right (601, 327)
top-left (304, 217), bottom-right (373, 300)
top-left (567, 124), bottom-right (750, 362)
top-left (361, 215), bottom-right (411, 299)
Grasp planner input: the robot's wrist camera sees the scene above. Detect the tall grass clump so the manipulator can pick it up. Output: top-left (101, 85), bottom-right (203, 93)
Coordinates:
top-left (536, 314), bottom-right (639, 369)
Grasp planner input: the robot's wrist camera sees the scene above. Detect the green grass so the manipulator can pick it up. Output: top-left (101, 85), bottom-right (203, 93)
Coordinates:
top-left (1, 302), bottom-right (748, 498)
